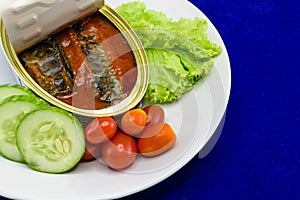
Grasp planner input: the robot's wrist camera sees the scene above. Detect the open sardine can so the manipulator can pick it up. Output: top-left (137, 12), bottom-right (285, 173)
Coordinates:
top-left (0, 2), bottom-right (148, 117)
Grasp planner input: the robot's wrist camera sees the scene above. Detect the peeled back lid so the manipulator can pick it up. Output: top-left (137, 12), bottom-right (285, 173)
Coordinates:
top-left (0, 0), bottom-right (104, 53)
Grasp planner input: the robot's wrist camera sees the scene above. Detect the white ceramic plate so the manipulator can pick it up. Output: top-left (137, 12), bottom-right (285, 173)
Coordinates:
top-left (0, 0), bottom-right (231, 199)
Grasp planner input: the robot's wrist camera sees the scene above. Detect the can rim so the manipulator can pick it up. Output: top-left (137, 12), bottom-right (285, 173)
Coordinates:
top-left (0, 4), bottom-right (149, 117)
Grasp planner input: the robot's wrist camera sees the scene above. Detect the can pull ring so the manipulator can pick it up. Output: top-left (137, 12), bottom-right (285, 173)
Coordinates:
top-left (0, 0), bottom-right (104, 54)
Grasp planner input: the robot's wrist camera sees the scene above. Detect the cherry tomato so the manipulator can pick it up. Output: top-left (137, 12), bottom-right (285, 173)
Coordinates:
top-left (138, 123), bottom-right (176, 157)
top-left (139, 122), bottom-right (165, 138)
top-left (85, 117), bottom-right (117, 144)
top-left (121, 109), bottom-right (147, 136)
top-left (102, 130), bottom-right (137, 170)
top-left (81, 141), bottom-right (102, 162)
top-left (140, 105), bottom-right (165, 138)
top-left (143, 105), bottom-right (165, 126)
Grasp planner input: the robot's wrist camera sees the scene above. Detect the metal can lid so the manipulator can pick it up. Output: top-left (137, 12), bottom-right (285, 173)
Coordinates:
top-left (0, 0), bottom-right (104, 53)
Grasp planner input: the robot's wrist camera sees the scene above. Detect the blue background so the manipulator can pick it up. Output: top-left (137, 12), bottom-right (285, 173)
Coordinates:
top-left (1, 0), bottom-right (299, 199)
top-left (122, 0), bottom-right (300, 199)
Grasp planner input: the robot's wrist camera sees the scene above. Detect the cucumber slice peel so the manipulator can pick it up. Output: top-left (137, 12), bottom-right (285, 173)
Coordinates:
top-left (0, 95), bottom-right (49, 163)
top-left (16, 107), bottom-right (85, 173)
top-left (0, 84), bottom-right (35, 102)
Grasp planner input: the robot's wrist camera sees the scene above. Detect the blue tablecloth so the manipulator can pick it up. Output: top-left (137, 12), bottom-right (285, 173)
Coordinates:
top-left (121, 0), bottom-right (300, 199)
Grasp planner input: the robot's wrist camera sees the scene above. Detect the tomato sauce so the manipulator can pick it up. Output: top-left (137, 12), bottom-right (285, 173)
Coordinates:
top-left (55, 13), bottom-right (137, 110)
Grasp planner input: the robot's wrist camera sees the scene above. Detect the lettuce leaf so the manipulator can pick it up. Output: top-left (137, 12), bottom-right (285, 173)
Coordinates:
top-left (116, 1), bottom-right (222, 103)
top-left (145, 49), bottom-right (192, 103)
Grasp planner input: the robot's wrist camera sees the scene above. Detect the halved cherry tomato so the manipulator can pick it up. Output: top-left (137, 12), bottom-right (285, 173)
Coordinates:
top-left (85, 117), bottom-right (117, 144)
top-left (138, 123), bottom-right (176, 157)
top-left (102, 130), bottom-right (137, 170)
top-left (121, 109), bottom-right (147, 136)
top-left (143, 105), bottom-right (165, 126)
top-left (81, 141), bottom-right (102, 162)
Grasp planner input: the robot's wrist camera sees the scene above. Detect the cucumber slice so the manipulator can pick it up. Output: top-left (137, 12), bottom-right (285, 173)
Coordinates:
top-left (16, 108), bottom-right (85, 173)
top-left (0, 84), bottom-right (34, 102)
top-left (0, 95), bottom-right (49, 163)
